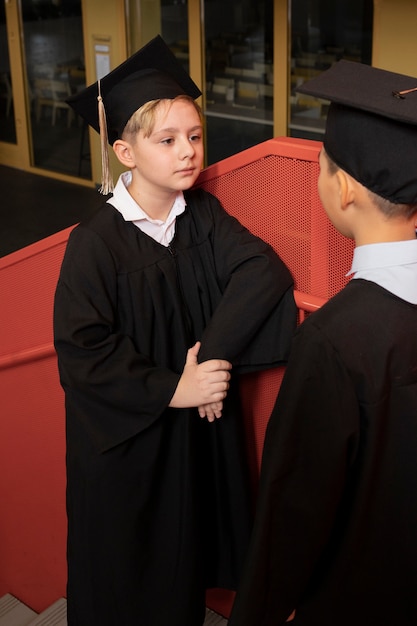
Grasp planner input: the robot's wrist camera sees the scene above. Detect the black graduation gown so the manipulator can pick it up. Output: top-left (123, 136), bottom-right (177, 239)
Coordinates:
top-left (53, 187), bottom-right (296, 626)
top-left (228, 279), bottom-right (417, 626)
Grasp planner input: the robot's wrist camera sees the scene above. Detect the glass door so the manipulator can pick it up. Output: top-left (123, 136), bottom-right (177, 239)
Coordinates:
top-left (289, 0), bottom-right (373, 140)
top-left (21, 0), bottom-right (91, 179)
top-left (160, 0), bottom-right (189, 67)
top-left (203, 0), bottom-right (274, 164)
top-left (127, 0), bottom-right (190, 88)
top-left (0, 2), bottom-right (17, 144)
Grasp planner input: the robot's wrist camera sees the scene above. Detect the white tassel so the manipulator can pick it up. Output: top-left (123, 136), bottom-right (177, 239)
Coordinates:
top-left (97, 80), bottom-right (114, 195)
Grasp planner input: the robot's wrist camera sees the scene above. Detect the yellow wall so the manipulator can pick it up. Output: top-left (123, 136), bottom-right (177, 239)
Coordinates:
top-left (274, 0), bottom-right (290, 137)
top-left (81, 0), bottom-right (128, 187)
top-left (126, 0), bottom-right (162, 54)
top-left (372, 0), bottom-right (417, 77)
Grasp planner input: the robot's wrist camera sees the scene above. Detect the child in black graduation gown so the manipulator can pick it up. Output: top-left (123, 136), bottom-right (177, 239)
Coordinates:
top-left (228, 61), bottom-right (417, 626)
top-left (53, 36), bottom-right (296, 625)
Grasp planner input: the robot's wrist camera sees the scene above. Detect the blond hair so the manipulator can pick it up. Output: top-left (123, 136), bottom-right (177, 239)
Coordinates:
top-left (122, 95), bottom-right (202, 141)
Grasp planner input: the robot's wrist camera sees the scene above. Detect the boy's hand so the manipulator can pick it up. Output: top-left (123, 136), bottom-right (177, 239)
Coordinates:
top-left (198, 401), bottom-right (223, 422)
top-left (169, 342), bottom-right (231, 410)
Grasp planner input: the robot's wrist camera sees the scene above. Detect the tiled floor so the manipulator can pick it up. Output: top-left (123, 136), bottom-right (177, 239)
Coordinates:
top-left (0, 594), bottom-right (228, 625)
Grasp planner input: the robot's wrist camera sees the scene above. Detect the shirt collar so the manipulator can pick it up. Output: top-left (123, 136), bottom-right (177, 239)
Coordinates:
top-left (107, 171), bottom-right (186, 223)
top-left (348, 239), bottom-right (417, 275)
top-left (347, 239), bottom-right (417, 304)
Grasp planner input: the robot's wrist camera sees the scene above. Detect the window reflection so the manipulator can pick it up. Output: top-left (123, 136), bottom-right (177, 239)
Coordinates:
top-left (289, 0), bottom-right (373, 140)
top-left (0, 2), bottom-right (16, 144)
top-left (161, 0), bottom-right (189, 71)
top-left (204, 0), bottom-right (274, 164)
top-left (22, 0), bottom-right (91, 178)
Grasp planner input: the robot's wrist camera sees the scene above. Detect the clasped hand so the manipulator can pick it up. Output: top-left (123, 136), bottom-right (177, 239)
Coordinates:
top-left (170, 341), bottom-right (232, 422)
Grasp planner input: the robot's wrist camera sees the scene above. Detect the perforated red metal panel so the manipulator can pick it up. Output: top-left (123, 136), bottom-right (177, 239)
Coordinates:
top-left (0, 228), bottom-right (73, 612)
top-left (0, 228), bottom-right (73, 362)
top-left (0, 357), bottom-right (67, 610)
top-left (0, 138), bottom-right (355, 617)
top-left (239, 367), bottom-right (285, 486)
top-left (197, 137), bottom-right (354, 300)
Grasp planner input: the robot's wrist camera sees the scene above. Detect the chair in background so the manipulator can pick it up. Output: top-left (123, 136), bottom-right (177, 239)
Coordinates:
top-left (241, 67), bottom-right (264, 80)
top-left (212, 83), bottom-right (228, 99)
top-left (33, 77), bottom-right (73, 127)
top-left (213, 76), bottom-right (235, 88)
top-left (68, 67), bottom-right (86, 94)
top-left (253, 61), bottom-right (273, 74)
top-left (224, 66), bottom-right (243, 78)
top-left (258, 83), bottom-right (274, 98)
top-left (235, 80), bottom-right (259, 107)
top-left (32, 63), bottom-right (56, 78)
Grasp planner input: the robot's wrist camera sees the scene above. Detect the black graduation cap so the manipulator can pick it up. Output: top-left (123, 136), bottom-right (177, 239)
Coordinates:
top-left (67, 35), bottom-right (201, 193)
top-left (297, 60), bottom-right (417, 203)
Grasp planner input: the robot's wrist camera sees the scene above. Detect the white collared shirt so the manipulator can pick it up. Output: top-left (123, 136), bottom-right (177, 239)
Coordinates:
top-left (107, 171), bottom-right (186, 246)
top-left (347, 239), bottom-right (417, 304)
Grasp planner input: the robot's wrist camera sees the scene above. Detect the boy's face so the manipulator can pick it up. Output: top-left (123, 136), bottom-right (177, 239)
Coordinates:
top-left (127, 98), bottom-right (204, 195)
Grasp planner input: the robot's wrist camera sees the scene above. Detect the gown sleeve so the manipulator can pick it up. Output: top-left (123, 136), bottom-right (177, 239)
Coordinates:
top-left (228, 320), bottom-right (360, 625)
top-left (53, 224), bottom-right (181, 452)
top-left (195, 192), bottom-right (297, 369)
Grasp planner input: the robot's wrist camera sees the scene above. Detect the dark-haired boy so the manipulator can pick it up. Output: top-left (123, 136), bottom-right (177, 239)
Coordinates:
top-left (229, 61), bottom-right (417, 626)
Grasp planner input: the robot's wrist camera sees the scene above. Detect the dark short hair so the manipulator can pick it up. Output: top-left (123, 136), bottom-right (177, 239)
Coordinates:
top-left (323, 149), bottom-right (417, 220)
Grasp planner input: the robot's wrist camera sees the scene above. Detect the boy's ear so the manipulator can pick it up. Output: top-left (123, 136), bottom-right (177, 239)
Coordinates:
top-left (336, 169), bottom-right (355, 210)
top-left (113, 139), bottom-right (134, 168)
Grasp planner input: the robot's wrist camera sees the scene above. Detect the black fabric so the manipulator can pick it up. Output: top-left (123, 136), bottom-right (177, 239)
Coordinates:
top-left (297, 60), bottom-right (417, 125)
top-left (67, 35), bottom-right (201, 145)
top-left (53, 187), bottom-right (296, 625)
top-left (105, 69), bottom-right (192, 143)
top-left (228, 279), bottom-right (417, 626)
top-left (324, 102), bottom-right (417, 204)
top-left (296, 60), bottom-right (417, 203)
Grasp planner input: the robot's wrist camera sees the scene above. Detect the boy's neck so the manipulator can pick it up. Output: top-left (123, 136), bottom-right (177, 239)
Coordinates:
top-left (128, 179), bottom-right (177, 222)
top-left (355, 226), bottom-right (416, 247)
top-left (352, 213), bottom-right (416, 247)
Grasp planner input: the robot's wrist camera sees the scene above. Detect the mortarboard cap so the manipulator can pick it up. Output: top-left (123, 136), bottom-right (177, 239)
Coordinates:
top-left (67, 35), bottom-right (201, 193)
top-left (297, 60), bottom-right (417, 203)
